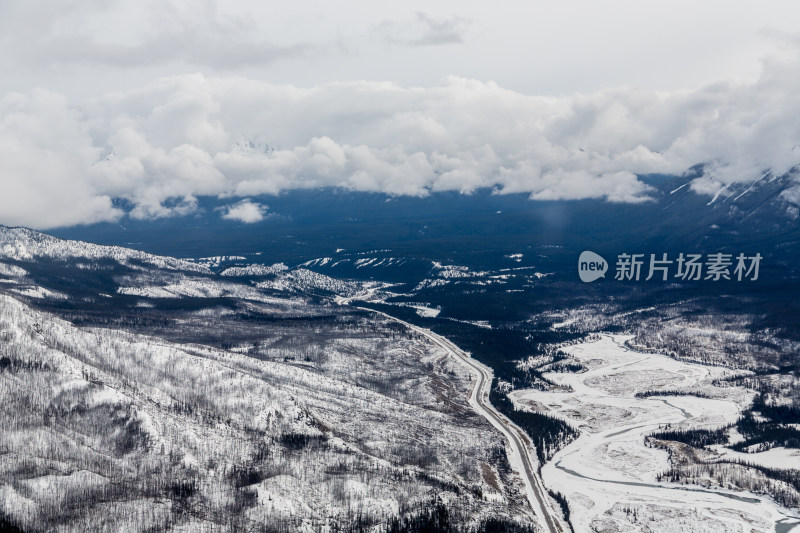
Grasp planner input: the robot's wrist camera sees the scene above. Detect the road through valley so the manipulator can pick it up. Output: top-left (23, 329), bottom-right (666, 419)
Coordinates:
top-left (360, 308), bottom-right (566, 533)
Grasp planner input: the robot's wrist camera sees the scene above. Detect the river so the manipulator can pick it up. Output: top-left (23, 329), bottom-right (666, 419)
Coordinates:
top-left (511, 334), bottom-right (800, 533)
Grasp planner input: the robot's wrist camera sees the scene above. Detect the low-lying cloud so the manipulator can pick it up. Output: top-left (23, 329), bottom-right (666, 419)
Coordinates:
top-left (1, 55), bottom-right (799, 228)
top-left (219, 199), bottom-right (269, 223)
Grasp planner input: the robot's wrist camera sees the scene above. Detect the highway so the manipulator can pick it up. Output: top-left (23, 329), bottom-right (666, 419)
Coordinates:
top-left (361, 308), bottom-right (567, 533)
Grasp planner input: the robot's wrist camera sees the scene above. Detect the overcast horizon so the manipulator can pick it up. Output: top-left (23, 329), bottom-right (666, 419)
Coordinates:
top-left (2, 0), bottom-right (800, 228)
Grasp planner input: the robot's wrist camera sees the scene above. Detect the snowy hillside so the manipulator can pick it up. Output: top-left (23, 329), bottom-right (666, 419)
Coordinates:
top-left (0, 242), bottom-right (539, 532)
top-left (0, 226), bottom-right (209, 273)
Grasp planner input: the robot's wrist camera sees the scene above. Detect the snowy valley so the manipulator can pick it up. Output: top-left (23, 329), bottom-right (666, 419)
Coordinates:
top-left (0, 228), bottom-right (539, 532)
top-left (0, 226), bottom-right (799, 532)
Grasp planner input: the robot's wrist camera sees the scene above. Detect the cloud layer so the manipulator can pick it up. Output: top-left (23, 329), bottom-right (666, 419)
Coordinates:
top-left (1, 56), bottom-right (799, 228)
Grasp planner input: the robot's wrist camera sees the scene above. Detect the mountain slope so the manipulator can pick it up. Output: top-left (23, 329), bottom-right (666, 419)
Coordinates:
top-left (0, 230), bottom-right (540, 532)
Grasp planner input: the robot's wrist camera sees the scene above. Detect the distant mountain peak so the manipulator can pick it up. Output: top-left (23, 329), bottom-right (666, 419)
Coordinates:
top-left (231, 136), bottom-right (275, 156)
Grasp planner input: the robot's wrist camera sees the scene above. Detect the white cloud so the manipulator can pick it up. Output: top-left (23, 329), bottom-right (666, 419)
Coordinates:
top-left (0, 90), bottom-right (122, 228)
top-left (220, 199), bottom-right (268, 223)
top-left (1, 48), bottom-right (800, 228)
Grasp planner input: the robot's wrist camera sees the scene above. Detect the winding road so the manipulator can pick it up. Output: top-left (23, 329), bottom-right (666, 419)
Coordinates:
top-left (360, 308), bottom-right (567, 533)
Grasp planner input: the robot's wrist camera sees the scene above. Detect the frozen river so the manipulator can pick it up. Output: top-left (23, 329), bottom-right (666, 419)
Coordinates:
top-left (512, 334), bottom-right (800, 533)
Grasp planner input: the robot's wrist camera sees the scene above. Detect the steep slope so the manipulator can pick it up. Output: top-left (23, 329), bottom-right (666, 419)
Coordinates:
top-left (0, 251), bottom-right (539, 532)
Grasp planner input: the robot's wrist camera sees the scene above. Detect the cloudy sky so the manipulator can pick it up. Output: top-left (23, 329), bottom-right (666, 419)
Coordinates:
top-left (1, 0), bottom-right (799, 227)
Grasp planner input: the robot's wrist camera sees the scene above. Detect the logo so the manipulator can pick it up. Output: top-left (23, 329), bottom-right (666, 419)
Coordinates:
top-left (578, 251), bottom-right (608, 282)
top-left (576, 251), bottom-right (762, 282)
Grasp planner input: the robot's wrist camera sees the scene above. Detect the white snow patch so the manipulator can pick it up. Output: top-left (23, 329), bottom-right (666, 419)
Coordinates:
top-left (220, 263), bottom-right (288, 276)
top-left (0, 263), bottom-right (27, 277)
top-left (669, 182), bottom-right (689, 194)
top-left (11, 286), bottom-right (68, 300)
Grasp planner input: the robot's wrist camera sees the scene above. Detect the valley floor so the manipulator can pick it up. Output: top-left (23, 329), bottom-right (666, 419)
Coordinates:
top-left (512, 335), bottom-right (800, 533)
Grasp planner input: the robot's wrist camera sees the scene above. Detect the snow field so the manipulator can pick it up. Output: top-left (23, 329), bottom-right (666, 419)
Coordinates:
top-left (511, 335), bottom-right (800, 533)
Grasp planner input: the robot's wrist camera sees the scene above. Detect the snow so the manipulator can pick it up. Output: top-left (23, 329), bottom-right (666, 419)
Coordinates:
top-left (339, 257), bottom-right (407, 269)
top-left (413, 306), bottom-right (440, 318)
top-left (118, 278), bottom-right (294, 305)
top-left (413, 278), bottom-right (450, 292)
top-left (187, 255), bottom-right (247, 268)
top-left (733, 172), bottom-right (770, 202)
top-left (432, 262), bottom-right (490, 278)
top-left (355, 258), bottom-right (376, 268)
top-left (442, 317), bottom-right (492, 329)
top-left (0, 227), bottom-right (210, 274)
top-left (0, 262), bottom-right (27, 277)
top-left (512, 334), bottom-right (800, 533)
top-left (706, 184), bottom-right (730, 206)
top-left (220, 263), bottom-right (288, 276)
top-left (551, 317), bottom-right (578, 330)
top-left (20, 471), bottom-right (108, 502)
top-left (10, 286), bottom-right (69, 300)
top-left (257, 269), bottom-right (383, 298)
top-left (0, 228), bottom-right (549, 529)
top-left (710, 446), bottom-right (800, 470)
top-left (394, 303), bottom-right (441, 317)
top-left (670, 182), bottom-right (689, 194)
top-left (0, 289), bottom-right (532, 530)
top-left (301, 257), bottom-right (333, 267)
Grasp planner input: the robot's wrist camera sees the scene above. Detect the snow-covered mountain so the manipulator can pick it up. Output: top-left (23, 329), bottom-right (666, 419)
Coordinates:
top-left (0, 226), bottom-right (209, 273)
top-left (0, 229), bottom-right (540, 532)
top-left (646, 169), bottom-right (800, 239)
